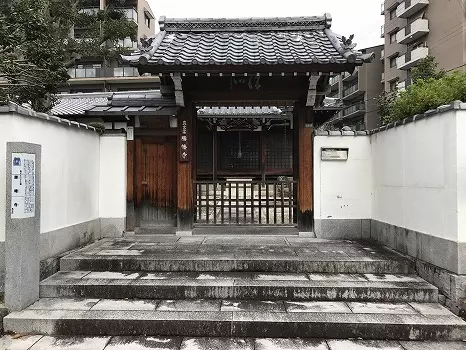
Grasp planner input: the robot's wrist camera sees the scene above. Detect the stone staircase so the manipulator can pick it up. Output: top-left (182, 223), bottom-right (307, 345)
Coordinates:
top-left (4, 235), bottom-right (466, 343)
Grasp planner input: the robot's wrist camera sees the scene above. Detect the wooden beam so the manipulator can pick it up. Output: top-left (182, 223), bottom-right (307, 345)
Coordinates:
top-left (297, 104), bottom-right (314, 231)
top-left (126, 140), bottom-right (136, 231)
top-left (172, 73), bottom-right (185, 107)
top-left (306, 74), bottom-right (320, 107)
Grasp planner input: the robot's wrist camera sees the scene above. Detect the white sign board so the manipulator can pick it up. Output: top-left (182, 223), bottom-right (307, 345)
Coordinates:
top-left (127, 126), bottom-right (134, 141)
top-left (11, 153), bottom-right (36, 218)
top-left (321, 148), bottom-right (349, 161)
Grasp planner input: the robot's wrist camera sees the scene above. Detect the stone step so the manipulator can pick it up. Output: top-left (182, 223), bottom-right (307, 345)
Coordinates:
top-left (3, 335), bottom-right (466, 350)
top-left (60, 254), bottom-right (414, 274)
top-left (40, 271), bottom-right (438, 303)
top-left (4, 298), bottom-right (466, 340)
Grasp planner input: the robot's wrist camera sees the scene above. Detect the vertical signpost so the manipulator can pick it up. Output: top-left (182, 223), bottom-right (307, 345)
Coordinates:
top-left (180, 114), bottom-right (190, 162)
top-left (5, 143), bottom-right (41, 312)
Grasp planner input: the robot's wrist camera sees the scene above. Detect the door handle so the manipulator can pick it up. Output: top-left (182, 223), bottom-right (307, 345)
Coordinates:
top-left (142, 181), bottom-right (148, 185)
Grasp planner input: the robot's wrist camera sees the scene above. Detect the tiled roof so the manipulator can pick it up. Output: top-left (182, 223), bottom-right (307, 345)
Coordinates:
top-left (197, 106), bottom-right (284, 116)
top-left (51, 91), bottom-right (177, 117)
top-left (51, 93), bottom-right (110, 116)
top-left (122, 15), bottom-right (374, 68)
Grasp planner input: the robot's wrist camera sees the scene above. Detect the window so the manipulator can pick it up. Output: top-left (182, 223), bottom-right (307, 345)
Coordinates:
top-left (390, 80), bottom-right (398, 92)
top-left (390, 32), bottom-right (397, 44)
top-left (219, 131), bottom-right (260, 171)
top-left (390, 8), bottom-right (397, 20)
top-left (390, 56), bottom-right (397, 68)
top-left (145, 14), bottom-right (151, 28)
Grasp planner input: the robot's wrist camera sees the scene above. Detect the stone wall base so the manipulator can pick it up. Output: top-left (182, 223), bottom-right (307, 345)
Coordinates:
top-left (314, 219), bottom-right (371, 240)
top-left (370, 219), bottom-right (466, 315)
top-left (101, 217), bottom-right (126, 238)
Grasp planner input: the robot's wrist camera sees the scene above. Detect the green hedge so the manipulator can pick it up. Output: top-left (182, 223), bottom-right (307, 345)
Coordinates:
top-left (384, 72), bottom-right (466, 124)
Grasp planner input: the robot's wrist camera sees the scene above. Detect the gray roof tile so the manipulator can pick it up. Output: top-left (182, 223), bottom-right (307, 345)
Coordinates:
top-left (122, 15), bottom-right (374, 68)
top-left (51, 94), bottom-right (110, 116)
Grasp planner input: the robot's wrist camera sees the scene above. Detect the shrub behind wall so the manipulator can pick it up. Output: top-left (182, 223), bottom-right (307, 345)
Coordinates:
top-left (384, 72), bottom-right (466, 124)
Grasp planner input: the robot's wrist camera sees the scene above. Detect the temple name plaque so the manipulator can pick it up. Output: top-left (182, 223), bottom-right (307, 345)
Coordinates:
top-left (321, 148), bottom-right (349, 161)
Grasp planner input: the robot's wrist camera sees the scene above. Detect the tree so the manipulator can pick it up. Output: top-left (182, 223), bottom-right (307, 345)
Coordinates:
top-left (0, 0), bottom-right (138, 112)
top-left (49, 0), bottom-right (138, 67)
top-left (377, 90), bottom-right (397, 125)
top-left (0, 0), bottom-right (69, 112)
top-left (387, 72), bottom-right (466, 123)
top-left (377, 56), bottom-right (447, 125)
top-left (411, 55), bottom-right (446, 83)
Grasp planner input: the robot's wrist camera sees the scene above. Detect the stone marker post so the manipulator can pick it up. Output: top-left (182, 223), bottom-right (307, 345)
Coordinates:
top-left (5, 142), bottom-right (41, 311)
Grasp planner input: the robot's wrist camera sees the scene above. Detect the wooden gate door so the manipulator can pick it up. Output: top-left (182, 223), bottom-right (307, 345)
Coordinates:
top-left (135, 138), bottom-right (177, 227)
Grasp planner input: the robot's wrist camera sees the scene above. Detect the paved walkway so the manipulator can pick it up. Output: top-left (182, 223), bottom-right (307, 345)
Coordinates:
top-left (2, 335), bottom-right (466, 350)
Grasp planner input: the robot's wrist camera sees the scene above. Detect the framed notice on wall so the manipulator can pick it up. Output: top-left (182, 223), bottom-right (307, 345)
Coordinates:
top-left (321, 148), bottom-right (349, 161)
top-left (11, 153), bottom-right (36, 218)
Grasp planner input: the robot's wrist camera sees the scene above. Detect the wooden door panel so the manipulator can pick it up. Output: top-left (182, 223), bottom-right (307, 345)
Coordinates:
top-left (135, 139), bottom-right (176, 225)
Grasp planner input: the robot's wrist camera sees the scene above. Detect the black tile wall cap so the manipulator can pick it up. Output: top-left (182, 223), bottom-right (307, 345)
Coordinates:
top-left (121, 14), bottom-right (375, 67)
top-left (0, 102), bottom-right (100, 133)
top-left (313, 130), bottom-right (370, 136)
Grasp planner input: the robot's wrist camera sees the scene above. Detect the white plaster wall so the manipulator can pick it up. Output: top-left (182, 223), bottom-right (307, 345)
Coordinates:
top-left (371, 110), bottom-right (460, 241)
top-left (314, 136), bottom-right (372, 220)
top-left (99, 135), bottom-right (127, 219)
top-left (456, 112), bottom-right (466, 242)
top-left (0, 112), bottom-right (100, 241)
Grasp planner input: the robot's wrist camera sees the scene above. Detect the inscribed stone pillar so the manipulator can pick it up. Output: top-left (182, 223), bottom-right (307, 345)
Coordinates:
top-left (5, 142), bottom-right (41, 311)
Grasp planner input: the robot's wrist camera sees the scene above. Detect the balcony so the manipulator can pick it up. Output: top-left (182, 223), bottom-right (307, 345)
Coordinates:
top-left (343, 83), bottom-right (365, 101)
top-left (385, 0), bottom-right (402, 10)
top-left (342, 102), bottom-right (366, 118)
top-left (117, 38), bottom-right (138, 49)
top-left (397, 46), bottom-right (429, 70)
top-left (329, 75), bottom-right (340, 85)
top-left (79, 7), bottom-right (99, 15)
top-left (396, 0), bottom-right (429, 18)
top-left (329, 76), bottom-right (340, 91)
top-left (117, 8), bottom-right (138, 23)
top-left (381, 25), bottom-right (385, 38)
top-left (342, 67), bottom-right (359, 82)
top-left (68, 66), bottom-right (143, 79)
top-left (397, 80), bottom-right (406, 91)
top-left (396, 18), bottom-right (429, 44)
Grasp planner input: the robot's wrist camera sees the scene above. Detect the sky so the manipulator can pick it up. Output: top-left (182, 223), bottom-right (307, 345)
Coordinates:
top-left (147, 0), bottom-right (384, 50)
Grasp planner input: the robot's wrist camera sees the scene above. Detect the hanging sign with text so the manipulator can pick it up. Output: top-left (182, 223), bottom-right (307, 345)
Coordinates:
top-left (179, 114), bottom-right (190, 162)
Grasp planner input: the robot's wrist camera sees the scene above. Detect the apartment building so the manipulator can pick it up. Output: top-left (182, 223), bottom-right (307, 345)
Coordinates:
top-left (381, 0), bottom-right (466, 92)
top-left (327, 45), bottom-right (384, 130)
top-left (60, 0), bottom-right (159, 93)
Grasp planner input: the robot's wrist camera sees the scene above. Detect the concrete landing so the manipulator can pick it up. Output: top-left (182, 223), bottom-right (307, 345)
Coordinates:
top-left (60, 236), bottom-right (414, 274)
top-left (1, 335), bottom-right (466, 350)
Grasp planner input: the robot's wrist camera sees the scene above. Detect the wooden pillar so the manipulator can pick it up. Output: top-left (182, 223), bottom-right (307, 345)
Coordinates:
top-left (177, 103), bottom-right (194, 232)
top-left (126, 139), bottom-right (136, 231)
top-left (297, 104), bottom-right (314, 231)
